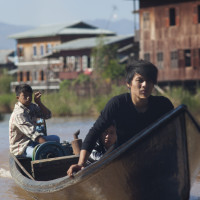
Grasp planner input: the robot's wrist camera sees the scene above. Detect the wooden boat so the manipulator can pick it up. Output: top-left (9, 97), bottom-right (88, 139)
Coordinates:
top-left (9, 104), bottom-right (200, 200)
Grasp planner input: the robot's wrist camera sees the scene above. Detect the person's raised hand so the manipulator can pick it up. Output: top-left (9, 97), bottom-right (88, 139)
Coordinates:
top-left (34, 91), bottom-right (42, 104)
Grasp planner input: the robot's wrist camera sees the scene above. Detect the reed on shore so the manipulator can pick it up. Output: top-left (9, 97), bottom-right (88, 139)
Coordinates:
top-left (1, 84), bottom-right (200, 120)
top-left (41, 83), bottom-right (128, 117)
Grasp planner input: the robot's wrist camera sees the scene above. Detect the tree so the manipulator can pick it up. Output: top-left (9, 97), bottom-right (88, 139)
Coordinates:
top-left (92, 36), bottom-right (125, 81)
top-left (0, 69), bottom-right (14, 94)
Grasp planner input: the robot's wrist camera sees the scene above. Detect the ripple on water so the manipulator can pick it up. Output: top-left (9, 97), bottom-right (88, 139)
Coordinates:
top-left (0, 168), bottom-right (11, 178)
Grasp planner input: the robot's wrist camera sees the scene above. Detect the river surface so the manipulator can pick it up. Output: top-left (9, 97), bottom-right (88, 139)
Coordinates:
top-left (1, 114), bottom-right (200, 199)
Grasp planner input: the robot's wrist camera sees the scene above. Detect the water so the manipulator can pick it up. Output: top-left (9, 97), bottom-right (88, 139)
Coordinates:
top-left (1, 114), bottom-right (200, 199)
top-left (0, 114), bottom-right (95, 200)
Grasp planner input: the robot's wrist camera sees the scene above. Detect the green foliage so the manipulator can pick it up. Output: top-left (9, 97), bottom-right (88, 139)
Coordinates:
top-left (0, 71), bottom-right (15, 113)
top-left (102, 59), bottom-right (125, 80)
top-left (72, 74), bottom-right (91, 85)
top-left (42, 89), bottom-right (94, 117)
top-left (42, 92), bottom-right (72, 116)
top-left (92, 36), bottom-right (124, 81)
top-left (95, 84), bottom-right (127, 112)
top-left (164, 87), bottom-right (200, 113)
top-left (59, 80), bottom-right (71, 91)
top-left (0, 93), bottom-right (15, 113)
top-left (41, 83), bottom-right (127, 117)
top-left (0, 73), bottom-right (13, 94)
top-left (60, 75), bottom-right (91, 92)
top-left (92, 36), bottom-right (106, 71)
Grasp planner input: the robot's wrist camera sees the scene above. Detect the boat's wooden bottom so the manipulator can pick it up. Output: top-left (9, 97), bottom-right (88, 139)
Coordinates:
top-left (17, 155), bottom-right (79, 181)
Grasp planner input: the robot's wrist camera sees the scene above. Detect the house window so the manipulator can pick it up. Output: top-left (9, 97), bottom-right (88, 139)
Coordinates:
top-left (170, 51), bottom-right (178, 68)
top-left (66, 56), bottom-right (75, 70)
top-left (46, 44), bottom-right (52, 53)
top-left (17, 46), bottom-right (24, 57)
top-left (70, 56), bottom-right (75, 70)
top-left (33, 45), bottom-right (37, 56)
top-left (82, 56), bottom-right (88, 70)
top-left (33, 71), bottom-right (38, 81)
top-left (198, 5), bottom-right (200, 23)
top-left (40, 70), bottom-right (44, 81)
top-left (40, 45), bottom-right (44, 56)
top-left (87, 57), bottom-right (91, 68)
top-left (144, 53), bottom-right (150, 62)
top-left (157, 52), bottom-right (163, 61)
top-left (19, 71), bottom-right (23, 82)
top-left (75, 57), bottom-right (80, 71)
top-left (169, 8), bottom-right (176, 26)
top-left (26, 71), bottom-right (30, 81)
top-left (143, 12), bottom-right (150, 29)
top-left (184, 49), bottom-right (191, 67)
top-left (157, 52), bottom-right (164, 69)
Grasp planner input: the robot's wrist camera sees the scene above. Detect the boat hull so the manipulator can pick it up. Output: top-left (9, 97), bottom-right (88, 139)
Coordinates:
top-left (9, 105), bottom-right (200, 200)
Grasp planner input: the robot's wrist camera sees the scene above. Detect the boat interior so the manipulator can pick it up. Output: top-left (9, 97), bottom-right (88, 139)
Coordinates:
top-left (16, 154), bottom-right (79, 181)
top-left (14, 122), bottom-right (81, 181)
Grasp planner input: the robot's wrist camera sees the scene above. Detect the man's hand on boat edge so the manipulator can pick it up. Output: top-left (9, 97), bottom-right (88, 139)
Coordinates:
top-left (67, 150), bottom-right (90, 177)
top-left (67, 164), bottom-right (84, 178)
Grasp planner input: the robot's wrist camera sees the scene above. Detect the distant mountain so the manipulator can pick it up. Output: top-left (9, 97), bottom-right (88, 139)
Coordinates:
top-left (86, 19), bottom-right (138, 35)
top-left (0, 22), bottom-right (33, 50)
top-left (0, 19), bottom-right (138, 50)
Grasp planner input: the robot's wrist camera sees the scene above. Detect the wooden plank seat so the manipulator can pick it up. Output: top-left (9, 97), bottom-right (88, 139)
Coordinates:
top-left (31, 155), bottom-right (79, 181)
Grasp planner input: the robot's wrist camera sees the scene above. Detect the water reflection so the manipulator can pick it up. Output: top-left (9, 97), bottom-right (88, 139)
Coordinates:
top-left (46, 116), bottom-right (95, 142)
top-left (190, 197), bottom-right (200, 200)
top-left (11, 183), bottom-right (34, 200)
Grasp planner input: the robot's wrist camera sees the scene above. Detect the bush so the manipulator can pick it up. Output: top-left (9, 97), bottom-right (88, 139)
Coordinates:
top-left (42, 89), bottom-right (94, 117)
top-left (72, 74), bottom-right (91, 86)
top-left (95, 84), bottom-right (127, 112)
top-left (164, 87), bottom-right (200, 114)
top-left (0, 93), bottom-right (15, 113)
top-left (60, 80), bottom-right (71, 91)
top-left (102, 59), bottom-right (125, 81)
top-left (0, 73), bottom-right (13, 94)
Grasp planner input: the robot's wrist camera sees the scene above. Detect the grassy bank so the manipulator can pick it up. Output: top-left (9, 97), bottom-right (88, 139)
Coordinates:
top-left (42, 84), bottom-right (128, 117)
top-left (1, 85), bottom-right (200, 120)
top-left (164, 87), bottom-right (200, 121)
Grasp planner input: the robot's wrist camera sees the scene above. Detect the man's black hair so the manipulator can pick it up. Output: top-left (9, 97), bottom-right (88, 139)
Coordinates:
top-left (15, 84), bottom-right (33, 96)
top-left (125, 59), bottom-right (158, 84)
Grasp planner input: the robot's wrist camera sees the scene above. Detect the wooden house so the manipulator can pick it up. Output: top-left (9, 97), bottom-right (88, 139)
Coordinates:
top-left (139, 0), bottom-right (200, 88)
top-left (44, 35), bottom-right (138, 80)
top-left (9, 21), bottom-right (116, 91)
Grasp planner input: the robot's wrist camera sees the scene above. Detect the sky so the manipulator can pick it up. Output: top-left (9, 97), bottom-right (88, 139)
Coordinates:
top-left (0, 0), bottom-right (138, 26)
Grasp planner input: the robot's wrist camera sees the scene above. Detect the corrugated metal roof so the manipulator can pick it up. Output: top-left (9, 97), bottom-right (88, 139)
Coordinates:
top-left (59, 28), bottom-right (115, 35)
top-left (0, 50), bottom-right (14, 64)
top-left (54, 35), bottom-right (133, 51)
top-left (9, 21), bottom-right (115, 39)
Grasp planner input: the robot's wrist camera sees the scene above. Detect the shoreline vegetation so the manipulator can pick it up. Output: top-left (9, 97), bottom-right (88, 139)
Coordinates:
top-left (0, 78), bottom-right (200, 121)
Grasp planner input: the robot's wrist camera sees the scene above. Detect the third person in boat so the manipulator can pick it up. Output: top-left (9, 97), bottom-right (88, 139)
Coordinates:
top-left (67, 59), bottom-right (174, 177)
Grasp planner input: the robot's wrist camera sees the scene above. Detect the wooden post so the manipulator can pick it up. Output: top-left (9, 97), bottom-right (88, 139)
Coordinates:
top-left (71, 130), bottom-right (82, 155)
